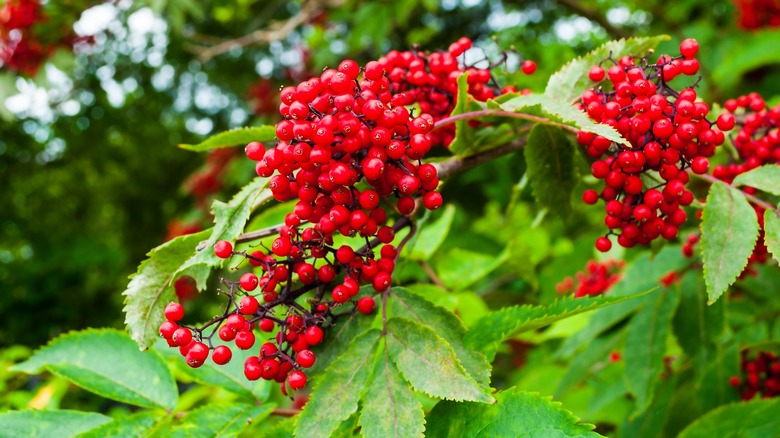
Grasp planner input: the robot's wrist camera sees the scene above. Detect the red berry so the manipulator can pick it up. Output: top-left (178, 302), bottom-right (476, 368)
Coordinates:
top-left (521, 60), bottom-right (537, 75)
top-left (214, 240), bottom-right (233, 259)
top-left (159, 321), bottom-right (178, 339)
top-left (691, 156), bottom-right (710, 175)
top-left (235, 330), bottom-right (256, 350)
top-left (357, 296), bottom-right (376, 315)
top-left (595, 236), bottom-right (612, 252)
top-left (245, 142), bottom-right (266, 161)
top-left (716, 113), bottom-right (736, 131)
top-left (240, 273), bottom-right (259, 291)
top-left (296, 349), bottom-right (316, 368)
top-left (172, 328), bottom-right (193, 347)
top-left (288, 370), bottom-right (307, 390)
top-left (423, 191), bottom-right (443, 210)
top-left (304, 326), bottom-right (324, 346)
top-left (588, 66), bottom-right (605, 82)
top-left (679, 38), bottom-right (699, 59)
top-left (212, 345), bottom-right (232, 365)
top-left (259, 318), bottom-right (275, 332)
top-left (239, 295), bottom-right (260, 315)
top-left (164, 302), bottom-right (184, 322)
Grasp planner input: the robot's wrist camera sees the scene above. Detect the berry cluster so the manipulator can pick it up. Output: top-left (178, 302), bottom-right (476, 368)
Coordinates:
top-left (577, 38), bottom-right (733, 252)
top-left (729, 351), bottom-right (780, 400)
top-left (0, 0), bottom-right (45, 76)
top-left (556, 259), bottom-right (623, 298)
top-left (733, 0), bottom-right (780, 30)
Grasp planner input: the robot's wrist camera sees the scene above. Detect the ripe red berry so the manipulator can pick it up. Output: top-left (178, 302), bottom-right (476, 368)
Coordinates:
top-left (212, 345), bottom-right (232, 365)
top-left (164, 302), bottom-right (184, 322)
top-left (239, 273), bottom-right (259, 291)
top-left (214, 240), bottom-right (233, 259)
top-left (679, 38), bottom-right (699, 59)
top-left (235, 330), bottom-right (256, 350)
top-left (588, 66), bottom-right (605, 82)
top-left (582, 189), bottom-right (599, 205)
top-left (159, 321), bottom-right (178, 339)
top-left (521, 60), bottom-right (537, 75)
top-left (305, 326), bottom-right (324, 346)
top-left (288, 370), bottom-right (307, 390)
top-left (595, 236), bottom-right (612, 252)
top-left (245, 142), bottom-right (266, 161)
top-left (423, 191), bottom-right (443, 210)
top-left (238, 295), bottom-right (260, 315)
top-left (259, 318), bottom-right (275, 332)
top-left (172, 327), bottom-right (193, 347)
top-left (296, 349), bottom-right (316, 368)
top-left (691, 156), bottom-right (710, 174)
top-left (716, 113), bottom-right (736, 131)
top-left (357, 296), bottom-right (376, 315)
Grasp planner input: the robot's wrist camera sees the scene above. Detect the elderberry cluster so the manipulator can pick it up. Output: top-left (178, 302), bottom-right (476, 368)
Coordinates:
top-left (556, 259), bottom-right (623, 298)
top-left (730, 351), bottom-right (780, 400)
top-left (577, 38), bottom-right (734, 252)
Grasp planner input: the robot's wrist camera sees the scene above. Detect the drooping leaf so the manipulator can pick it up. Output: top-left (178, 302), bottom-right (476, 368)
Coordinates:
top-left (359, 348), bottom-right (425, 438)
top-left (407, 204), bottom-right (456, 261)
top-left (78, 411), bottom-right (168, 438)
top-left (544, 35), bottom-right (671, 104)
top-left (524, 124), bottom-right (577, 218)
top-left (179, 126), bottom-right (276, 151)
top-left (12, 329), bottom-right (178, 410)
top-left (678, 398), bottom-right (780, 438)
top-left (425, 387), bottom-right (601, 437)
top-left (732, 164), bottom-right (780, 195)
top-left (308, 304), bottom-right (377, 375)
top-left (385, 318), bottom-right (493, 403)
top-left (465, 293), bottom-right (651, 357)
top-left (122, 229), bottom-right (211, 350)
top-left (0, 410), bottom-right (112, 438)
top-left (700, 183), bottom-right (760, 304)
top-left (672, 271), bottom-right (725, 372)
top-left (624, 287), bottom-right (680, 417)
top-left (433, 247), bottom-right (508, 291)
top-left (387, 287), bottom-right (490, 387)
top-left (175, 177), bottom-right (271, 278)
top-left (294, 330), bottom-right (381, 438)
top-left (763, 209), bottom-right (780, 266)
top-left (169, 403), bottom-right (276, 438)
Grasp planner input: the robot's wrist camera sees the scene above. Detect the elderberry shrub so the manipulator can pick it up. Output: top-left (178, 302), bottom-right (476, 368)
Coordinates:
top-left (157, 37), bottom-right (535, 395)
top-left (576, 38), bottom-right (734, 252)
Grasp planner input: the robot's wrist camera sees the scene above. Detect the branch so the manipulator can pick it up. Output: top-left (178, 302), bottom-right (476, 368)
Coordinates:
top-left (553, 0), bottom-right (630, 39)
top-left (236, 223), bottom-right (285, 243)
top-left (271, 408), bottom-right (301, 417)
top-left (693, 172), bottom-right (778, 212)
top-left (433, 136), bottom-right (528, 180)
top-left (434, 109), bottom-right (579, 135)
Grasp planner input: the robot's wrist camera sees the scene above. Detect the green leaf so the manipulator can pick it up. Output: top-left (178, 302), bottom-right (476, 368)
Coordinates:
top-left (678, 398), bottom-right (780, 438)
top-left (544, 35), bottom-right (671, 104)
top-left (175, 177), bottom-right (271, 277)
top-left (712, 30), bottom-right (780, 90)
top-left (764, 209), bottom-right (780, 266)
top-left (465, 293), bottom-right (651, 356)
top-left (179, 126), bottom-right (276, 151)
top-left (407, 204), bottom-right (456, 261)
top-left (448, 72), bottom-right (481, 156)
top-left (622, 375), bottom-right (677, 437)
top-left (425, 387), bottom-right (601, 437)
top-left (385, 318), bottom-right (493, 403)
top-left (433, 247), bottom-right (508, 291)
top-left (387, 287), bottom-right (490, 387)
top-left (308, 304), bottom-right (376, 375)
top-left (524, 124), bottom-right (577, 218)
top-left (12, 329), bottom-right (178, 410)
top-left (169, 403), bottom-right (276, 438)
top-left (696, 342), bottom-right (741, 412)
top-left (0, 410), bottom-right (112, 438)
top-left (294, 330), bottom-right (381, 438)
top-left (672, 271), bottom-right (725, 372)
top-left (624, 287), bottom-right (680, 417)
top-left (359, 348), bottom-right (425, 438)
top-left (556, 330), bottom-right (622, 396)
top-left (732, 164), bottom-right (780, 195)
top-left (700, 183), bottom-right (760, 304)
top-left (122, 230), bottom-right (211, 350)
top-left (78, 412), bottom-right (168, 438)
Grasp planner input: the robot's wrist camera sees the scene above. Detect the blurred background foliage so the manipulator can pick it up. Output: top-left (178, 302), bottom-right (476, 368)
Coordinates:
top-left (2, 0), bottom-right (780, 421)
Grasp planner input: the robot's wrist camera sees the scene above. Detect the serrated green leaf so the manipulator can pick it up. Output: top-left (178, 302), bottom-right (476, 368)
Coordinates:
top-left (385, 318), bottom-right (493, 403)
top-left (0, 410), bottom-right (112, 438)
top-left (387, 287), bottom-right (490, 387)
top-left (764, 209), bottom-right (780, 266)
top-left (622, 375), bottom-right (677, 438)
top-left (407, 204), bottom-right (456, 261)
top-left (122, 230), bottom-right (211, 350)
top-left (696, 341), bottom-right (741, 412)
top-left (700, 183), bottom-right (760, 304)
top-left (525, 124), bottom-right (577, 218)
top-left (448, 72), bottom-right (481, 156)
top-left (179, 126), bottom-right (276, 151)
top-left (672, 271), bottom-right (724, 372)
top-left (77, 411), bottom-right (167, 438)
top-left (359, 348), bottom-right (425, 438)
top-left (556, 330), bottom-right (622, 396)
top-left (433, 247), bottom-right (508, 291)
top-left (174, 177), bottom-right (271, 278)
top-left (732, 164), bottom-right (780, 195)
top-left (425, 387), bottom-right (601, 437)
top-left (308, 304), bottom-right (376, 375)
top-left (169, 403), bottom-right (275, 438)
top-left (679, 398), bottom-right (780, 438)
top-left (295, 330), bottom-right (381, 438)
top-left (624, 287), bottom-right (680, 417)
top-left (545, 35), bottom-right (670, 104)
top-left (465, 293), bottom-right (651, 356)
top-left (12, 329), bottom-right (178, 410)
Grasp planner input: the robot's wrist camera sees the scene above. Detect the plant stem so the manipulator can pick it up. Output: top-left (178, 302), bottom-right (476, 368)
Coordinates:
top-left (434, 109), bottom-right (579, 134)
top-left (692, 172), bottom-right (778, 212)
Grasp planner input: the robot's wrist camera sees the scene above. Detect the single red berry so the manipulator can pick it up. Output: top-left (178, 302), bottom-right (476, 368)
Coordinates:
top-left (288, 370), bottom-right (307, 390)
top-left (240, 273), bottom-right (259, 291)
top-left (521, 60), bottom-right (537, 75)
top-left (582, 189), bottom-right (599, 205)
top-left (716, 113), bottom-right (736, 131)
top-left (244, 357), bottom-right (263, 380)
top-left (304, 326), bottom-right (324, 346)
top-left (588, 66), bottom-right (605, 82)
top-left (296, 349), bottom-right (316, 368)
top-left (245, 142), bottom-right (266, 161)
top-left (679, 38), bottom-right (699, 59)
top-left (729, 376), bottom-right (741, 387)
top-left (357, 296), bottom-right (376, 315)
top-left (239, 295), bottom-right (260, 315)
top-left (219, 325), bottom-right (236, 341)
top-left (235, 330), bottom-right (256, 350)
top-left (212, 345), bottom-right (232, 365)
top-left (259, 318), bottom-right (275, 332)
top-left (172, 327), bottom-right (193, 347)
top-left (595, 236), bottom-right (612, 252)
top-left (164, 302), bottom-right (184, 322)
top-left (214, 240), bottom-right (233, 259)
top-left (159, 321), bottom-right (178, 339)
top-left (691, 156), bottom-right (710, 175)
top-left (423, 191), bottom-right (443, 210)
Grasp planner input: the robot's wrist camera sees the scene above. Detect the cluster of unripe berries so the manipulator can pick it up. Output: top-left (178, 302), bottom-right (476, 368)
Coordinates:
top-left (730, 350), bottom-right (780, 400)
top-left (556, 259), bottom-right (623, 298)
top-left (577, 38), bottom-right (734, 252)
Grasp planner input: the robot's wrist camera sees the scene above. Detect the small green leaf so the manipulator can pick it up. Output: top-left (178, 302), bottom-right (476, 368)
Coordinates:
top-left (624, 287), bottom-right (680, 417)
top-left (544, 35), bottom-right (671, 104)
top-left (179, 126), bottom-right (276, 151)
top-left (764, 209), bottom-right (780, 266)
top-left (732, 164), bottom-right (780, 195)
top-left (700, 183), bottom-right (760, 304)
top-left (0, 410), bottom-right (112, 438)
top-left (465, 293), bottom-right (651, 356)
top-left (448, 72), bottom-right (481, 156)
top-left (525, 124), bottom-right (577, 218)
top-left (433, 247), bottom-right (508, 291)
top-left (295, 330), bottom-right (381, 438)
top-left (359, 349), bottom-right (425, 438)
top-left (122, 230), bottom-right (211, 350)
top-left (169, 403), bottom-right (276, 438)
top-left (387, 287), bottom-right (490, 387)
top-left (385, 318), bottom-right (493, 403)
top-left (308, 304), bottom-right (376, 375)
top-left (175, 177), bottom-right (271, 277)
top-left (678, 398), bottom-right (780, 438)
top-left (12, 329), bottom-right (178, 410)
top-left (78, 411), bottom-right (168, 438)
top-left (407, 204), bottom-right (456, 261)
top-left (425, 387), bottom-right (601, 437)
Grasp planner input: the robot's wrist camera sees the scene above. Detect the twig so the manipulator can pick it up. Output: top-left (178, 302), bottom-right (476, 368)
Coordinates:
top-left (271, 408), bottom-right (301, 417)
top-left (236, 223), bottom-right (285, 243)
top-left (434, 109), bottom-right (580, 135)
top-left (419, 260), bottom-right (447, 289)
top-left (693, 172), bottom-right (778, 212)
top-left (433, 136), bottom-right (528, 179)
